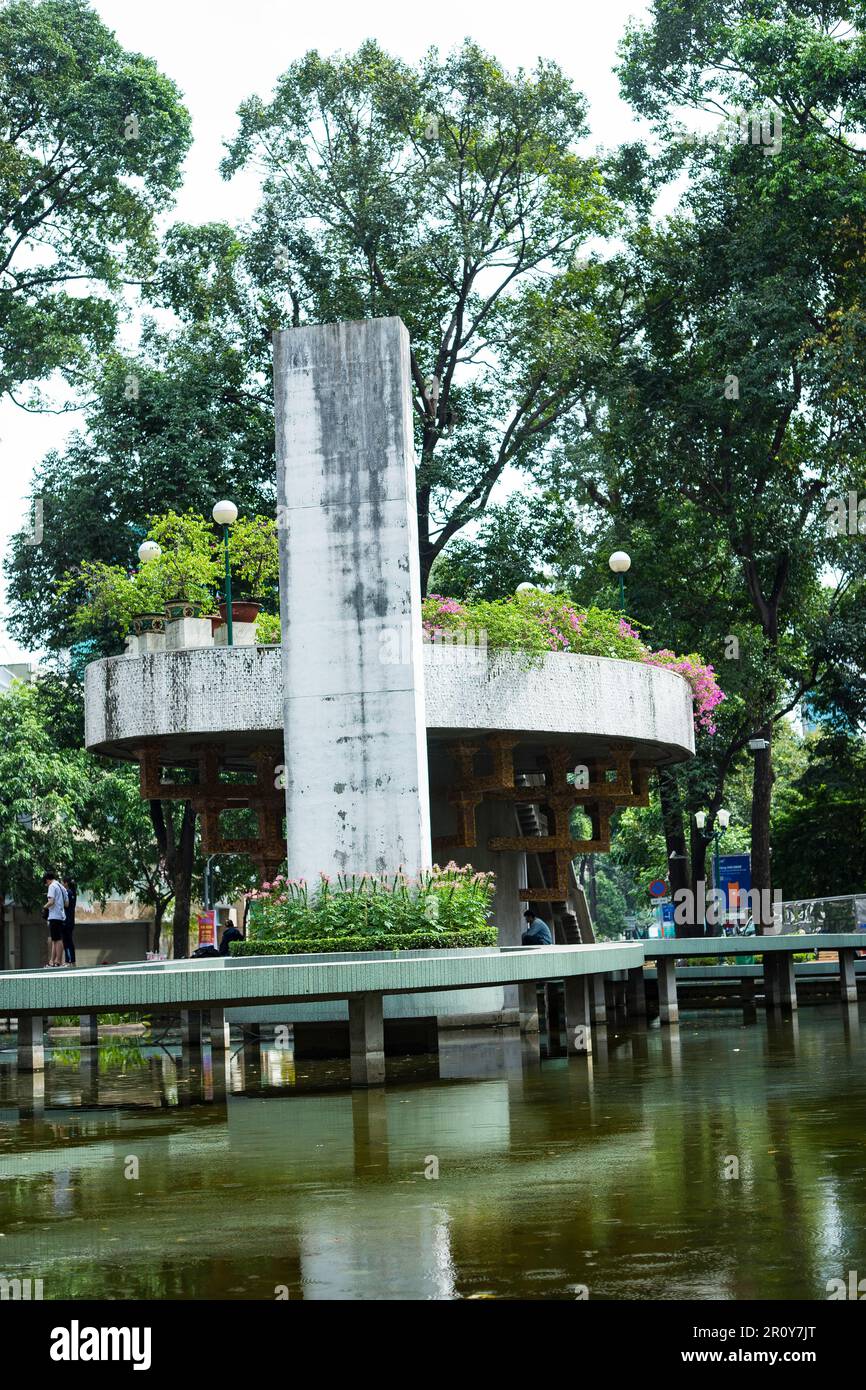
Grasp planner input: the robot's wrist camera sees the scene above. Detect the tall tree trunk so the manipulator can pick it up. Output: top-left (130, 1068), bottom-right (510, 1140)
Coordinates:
top-left (151, 898), bottom-right (170, 954)
top-left (150, 800), bottom-right (197, 959)
top-left (751, 721), bottom-right (775, 931)
top-left (658, 768), bottom-right (693, 937)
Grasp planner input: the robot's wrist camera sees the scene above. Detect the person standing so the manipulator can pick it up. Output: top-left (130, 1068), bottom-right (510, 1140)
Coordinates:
top-left (62, 877), bottom-right (77, 966)
top-left (43, 871), bottom-right (69, 967)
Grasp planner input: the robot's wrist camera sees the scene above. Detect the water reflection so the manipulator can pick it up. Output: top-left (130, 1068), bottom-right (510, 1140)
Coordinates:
top-left (1, 1007), bottom-right (865, 1300)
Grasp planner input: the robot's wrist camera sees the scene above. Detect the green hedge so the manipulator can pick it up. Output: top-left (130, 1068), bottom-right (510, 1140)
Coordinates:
top-left (230, 927), bottom-right (497, 956)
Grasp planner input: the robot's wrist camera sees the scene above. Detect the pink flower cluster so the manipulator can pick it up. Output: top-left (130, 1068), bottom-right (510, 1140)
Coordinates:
top-left (641, 649), bottom-right (726, 734)
top-left (423, 594), bottom-right (468, 641)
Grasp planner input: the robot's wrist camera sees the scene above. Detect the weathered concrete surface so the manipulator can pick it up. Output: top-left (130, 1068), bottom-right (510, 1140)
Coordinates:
top-left (84, 645), bottom-right (696, 763)
top-left (274, 317), bottom-right (432, 882)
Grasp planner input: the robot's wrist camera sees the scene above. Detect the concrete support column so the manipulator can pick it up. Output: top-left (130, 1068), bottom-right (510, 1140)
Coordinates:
top-left (763, 954), bottom-right (779, 1008)
top-left (588, 973), bottom-right (607, 1024)
top-left (242, 1022), bottom-right (263, 1072)
top-left (80, 1014), bottom-right (99, 1047)
top-left (776, 952), bottom-right (798, 1011)
top-left (626, 967), bottom-right (647, 1019)
top-left (349, 993), bottom-right (385, 1087)
top-left (657, 957), bottom-right (679, 1025)
top-left (18, 1014), bottom-right (44, 1071)
top-left (605, 974), bottom-right (626, 1014)
top-left (517, 982), bottom-right (540, 1033)
top-left (563, 976), bottom-right (592, 1055)
top-left (181, 1010), bottom-right (203, 1048)
top-left (209, 1009), bottom-right (231, 1050)
top-left (839, 948), bottom-right (858, 1004)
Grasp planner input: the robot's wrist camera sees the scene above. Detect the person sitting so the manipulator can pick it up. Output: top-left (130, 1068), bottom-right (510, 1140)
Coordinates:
top-left (218, 921), bottom-right (244, 956)
top-left (521, 909), bottom-right (553, 946)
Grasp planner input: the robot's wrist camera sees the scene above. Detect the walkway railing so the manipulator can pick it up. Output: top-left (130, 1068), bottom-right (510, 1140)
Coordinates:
top-left (777, 893), bottom-right (866, 935)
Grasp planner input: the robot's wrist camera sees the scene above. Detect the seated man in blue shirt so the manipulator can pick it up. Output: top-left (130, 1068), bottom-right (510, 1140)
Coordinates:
top-left (522, 910), bottom-right (553, 946)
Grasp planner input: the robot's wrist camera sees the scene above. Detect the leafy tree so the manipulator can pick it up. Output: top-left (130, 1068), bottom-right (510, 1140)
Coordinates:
top-left (222, 39), bottom-right (617, 588)
top-left (0, 678), bottom-right (98, 957)
top-left (773, 732), bottom-right (866, 898)
top-left (5, 319), bottom-right (276, 653)
top-left (0, 0), bottom-right (191, 404)
top-left (548, 1), bottom-right (866, 922)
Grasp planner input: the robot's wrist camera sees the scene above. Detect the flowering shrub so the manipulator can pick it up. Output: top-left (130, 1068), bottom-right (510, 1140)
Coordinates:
top-left (245, 863), bottom-right (497, 947)
top-left (421, 590), bottom-right (724, 733)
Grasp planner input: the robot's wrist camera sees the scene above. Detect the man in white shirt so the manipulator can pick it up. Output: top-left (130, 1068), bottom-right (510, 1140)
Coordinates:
top-left (43, 870), bottom-right (68, 967)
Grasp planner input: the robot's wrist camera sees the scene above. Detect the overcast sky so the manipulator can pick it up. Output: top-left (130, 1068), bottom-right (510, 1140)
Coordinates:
top-left (0, 0), bottom-right (652, 662)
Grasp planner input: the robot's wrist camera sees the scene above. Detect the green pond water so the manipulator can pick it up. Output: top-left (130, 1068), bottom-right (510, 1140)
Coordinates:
top-left (1, 1004), bottom-right (865, 1301)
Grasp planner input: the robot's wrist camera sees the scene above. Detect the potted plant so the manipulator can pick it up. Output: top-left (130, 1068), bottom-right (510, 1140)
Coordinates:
top-left (58, 560), bottom-right (167, 642)
top-left (224, 515), bottom-right (279, 625)
top-left (144, 511), bottom-right (221, 621)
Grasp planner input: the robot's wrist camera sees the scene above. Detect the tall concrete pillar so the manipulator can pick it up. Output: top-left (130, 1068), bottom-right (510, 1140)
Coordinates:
top-left (657, 957), bottom-right (679, 1025)
top-left (349, 993), bottom-right (385, 1087)
top-left (839, 948), bottom-right (857, 1004)
top-left (274, 318), bottom-right (431, 882)
top-left (563, 976), bottom-right (592, 1055)
top-left (17, 1014), bottom-right (44, 1072)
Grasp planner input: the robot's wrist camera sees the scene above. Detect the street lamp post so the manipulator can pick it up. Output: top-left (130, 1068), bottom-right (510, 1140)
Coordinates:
top-left (695, 807), bottom-right (731, 934)
top-left (608, 551), bottom-right (631, 613)
top-left (212, 501), bottom-right (239, 646)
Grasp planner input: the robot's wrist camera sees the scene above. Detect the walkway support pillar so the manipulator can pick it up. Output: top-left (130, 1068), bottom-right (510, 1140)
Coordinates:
top-left (563, 976), bottom-right (592, 1055)
top-left (657, 957), bottom-right (679, 1025)
top-left (209, 1009), bottom-right (231, 1051)
top-left (242, 1022), bottom-right (263, 1072)
top-left (181, 1010), bottom-right (203, 1049)
top-left (80, 1013), bottom-right (99, 1047)
top-left (18, 1014), bottom-right (44, 1071)
top-left (779, 953), bottom-right (797, 1010)
top-left (626, 967), bottom-right (647, 1019)
top-left (588, 973), bottom-right (607, 1024)
top-left (517, 982), bottom-right (540, 1033)
top-left (349, 993), bottom-right (386, 1087)
top-left (839, 948), bottom-right (858, 1004)
top-left (762, 953), bottom-right (778, 1008)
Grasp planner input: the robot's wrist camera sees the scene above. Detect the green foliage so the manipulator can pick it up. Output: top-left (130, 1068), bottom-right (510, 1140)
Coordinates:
top-left (222, 39), bottom-right (616, 586)
top-left (226, 515), bottom-right (279, 600)
top-left (5, 328), bottom-right (275, 655)
top-left (57, 509), bottom-right (262, 646)
top-left (772, 733), bottom-right (866, 898)
top-left (247, 864), bottom-right (496, 946)
top-left (0, 0), bottom-right (191, 403)
top-left (230, 927), bottom-right (497, 955)
top-left (255, 610), bottom-right (281, 644)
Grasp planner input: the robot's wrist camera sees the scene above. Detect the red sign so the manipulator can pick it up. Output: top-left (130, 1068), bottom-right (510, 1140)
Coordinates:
top-left (196, 911), bottom-right (216, 947)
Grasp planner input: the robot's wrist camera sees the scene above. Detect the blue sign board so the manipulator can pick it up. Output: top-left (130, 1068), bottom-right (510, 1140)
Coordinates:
top-left (717, 853), bottom-right (751, 919)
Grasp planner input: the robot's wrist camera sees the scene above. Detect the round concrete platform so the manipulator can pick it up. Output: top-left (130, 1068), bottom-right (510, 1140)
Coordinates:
top-left (84, 643), bottom-right (695, 764)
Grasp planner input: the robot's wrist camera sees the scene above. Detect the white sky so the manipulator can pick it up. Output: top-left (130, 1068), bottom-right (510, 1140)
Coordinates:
top-left (0, 0), bottom-right (652, 662)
